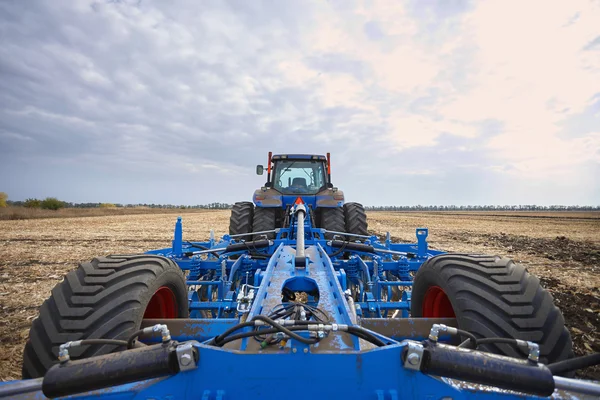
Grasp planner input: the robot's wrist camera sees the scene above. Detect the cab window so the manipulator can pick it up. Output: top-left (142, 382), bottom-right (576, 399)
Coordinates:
top-left (272, 160), bottom-right (326, 194)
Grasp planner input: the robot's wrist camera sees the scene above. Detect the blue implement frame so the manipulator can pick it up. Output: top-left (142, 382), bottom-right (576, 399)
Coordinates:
top-left (2, 204), bottom-right (598, 400)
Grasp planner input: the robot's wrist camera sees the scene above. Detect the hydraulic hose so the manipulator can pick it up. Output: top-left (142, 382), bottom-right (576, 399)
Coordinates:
top-left (251, 315), bottom-right (319, 345)
top-left (547, 353), bottom-right (600, 375)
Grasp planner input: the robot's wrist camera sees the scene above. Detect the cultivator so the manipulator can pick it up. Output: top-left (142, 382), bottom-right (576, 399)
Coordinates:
top-left (1, 153), bottom-right (599, 399)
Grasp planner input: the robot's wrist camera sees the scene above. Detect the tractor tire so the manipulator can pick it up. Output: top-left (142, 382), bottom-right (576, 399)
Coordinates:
top-left (22, 255), bottom-right (188, 378)
top-left (229, 201), bottom-right (254, 241)
top-left (410, 254), bottom-right (573, 364)
top-left (343, 202), bottom-right (368, 236)
top-left (320, 207), bottom-right (346, 239)
top-left (252, 207), bottom-right (277, 240)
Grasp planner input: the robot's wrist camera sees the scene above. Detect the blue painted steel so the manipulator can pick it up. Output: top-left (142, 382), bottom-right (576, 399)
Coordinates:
top-left (140, 215), bottom-right (442, 319)
top-left (5, 210), bottom-right (579, 399)
top-left (8, 343), bottom-right (557, 399)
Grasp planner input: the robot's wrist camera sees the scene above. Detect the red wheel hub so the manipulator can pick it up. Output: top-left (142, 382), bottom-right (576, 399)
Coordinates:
top-left (144, 286), bottom-right (177, 318)
top-left (422, 286), bottom-right (456, 318)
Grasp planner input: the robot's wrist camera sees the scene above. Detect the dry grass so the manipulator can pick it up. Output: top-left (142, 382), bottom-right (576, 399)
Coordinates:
top-left (0, 210), bottom-right (598, 381)
top-left (0, 206), bottom-right (213, 221)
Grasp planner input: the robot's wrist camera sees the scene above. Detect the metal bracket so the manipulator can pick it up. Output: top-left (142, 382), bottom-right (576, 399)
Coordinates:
top-left (176, 342), bottom-right (199, 372)
top-left (403, 341), bottom-right (424, 371)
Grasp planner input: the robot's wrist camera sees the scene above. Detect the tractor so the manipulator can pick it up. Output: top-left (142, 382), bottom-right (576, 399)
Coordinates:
top-left (229, 152), bottom-right (368, 240)
top-left (1, 153), bottom-right (599, 399)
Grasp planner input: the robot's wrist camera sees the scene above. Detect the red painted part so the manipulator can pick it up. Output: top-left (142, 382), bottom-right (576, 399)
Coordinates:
top-left (144, 286), bottom-right (177, 319)
top-left (267, 151), bottom-right (272, 175)
top-left (326, 152), bottom-right (331, 175)
top-left (422, 286), bottom-right (456, 318)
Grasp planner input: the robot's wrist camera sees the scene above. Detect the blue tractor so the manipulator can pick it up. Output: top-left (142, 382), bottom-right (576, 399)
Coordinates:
top-left (229, 152), bottom-right (368, 240)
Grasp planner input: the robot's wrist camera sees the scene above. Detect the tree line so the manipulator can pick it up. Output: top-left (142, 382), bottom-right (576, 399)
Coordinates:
top-left (4, 198), bottom-right (233, 210)
top-left (1, 193), bottom-right (598, 211)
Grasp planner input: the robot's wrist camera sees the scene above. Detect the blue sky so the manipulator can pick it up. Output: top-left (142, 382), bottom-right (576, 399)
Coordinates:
top-left (0, 0), bottom-right (599, 206)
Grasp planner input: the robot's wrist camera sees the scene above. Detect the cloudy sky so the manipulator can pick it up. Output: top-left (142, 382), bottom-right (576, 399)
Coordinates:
top-left (0, 0), bottom-right (598, 206)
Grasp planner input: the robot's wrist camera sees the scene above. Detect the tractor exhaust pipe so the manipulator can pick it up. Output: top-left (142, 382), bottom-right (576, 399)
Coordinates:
top-left (326, 152), bottom-right (331, 185)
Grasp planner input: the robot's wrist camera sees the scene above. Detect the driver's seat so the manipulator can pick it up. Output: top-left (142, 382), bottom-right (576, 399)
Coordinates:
top-left (291, 177), bottom-right (307, 188)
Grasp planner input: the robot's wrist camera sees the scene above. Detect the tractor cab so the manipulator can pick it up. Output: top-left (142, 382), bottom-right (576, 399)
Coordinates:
top-left (254, 153), bottom-right (343, 210)
top-left (269, 155), bottom-right (328, 195)
top-left (229, 151), bottom-right (365, 240)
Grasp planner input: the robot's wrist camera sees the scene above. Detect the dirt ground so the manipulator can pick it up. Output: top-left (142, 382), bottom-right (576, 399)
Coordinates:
top-left (0, 210), bottom-right (598, 381)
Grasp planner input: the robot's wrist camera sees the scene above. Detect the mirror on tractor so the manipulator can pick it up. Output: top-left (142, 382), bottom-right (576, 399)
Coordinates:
top-left (256, 165), bottom-right (264, 175)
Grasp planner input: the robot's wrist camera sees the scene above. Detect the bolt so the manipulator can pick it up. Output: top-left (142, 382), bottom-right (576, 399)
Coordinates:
top-left (317, 331), bottom-right (325, 339)
top-left (292, 348), bottom-right (297, 353)
top-left (180, 353), bottom-right (192, 366)
top-left (303, 348), bottom-right (308, 353)
top-left (407, 352), bottom-right (420, 366)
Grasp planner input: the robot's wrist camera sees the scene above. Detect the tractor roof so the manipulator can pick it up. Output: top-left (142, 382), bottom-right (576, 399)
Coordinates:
top-left (272, 154), bottom-right (327, 161)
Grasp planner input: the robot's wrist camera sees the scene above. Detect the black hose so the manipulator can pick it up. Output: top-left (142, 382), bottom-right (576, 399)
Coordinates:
top-left (251, 315), bottom-right (319, 345)
top-left (456, 329), bottom-right (478, 347)
top-left (476, 337), bottom-right (524, 347)
top-left (474, 337), bottom-right (531, 358)
top-left (127, 329), bottom-right (146, 349)
top-left (249, 253), bottom-right (270, 259)
top-left (78, 339), bottom-right (128, 347)
top-left (218, 323), bottom-right (387, 348)
top-left (212, 321), bottom-right (255, 345)
top-left (217, 326), bottom-right (319, 347)
top-left (185, 242), bottom-right (209, 250)
top-left (347, 326), bottom-right (386, 347)
top-left (301, 303), bottom-right (329, 322)
top-left (329, 240), bottom-right (348, 258)
top-left (184, 242), bottom-right (221, 257)
top-left (547, 353), bottom-right (600, 375)
top-left (127, 328), bottom-right (172, 349)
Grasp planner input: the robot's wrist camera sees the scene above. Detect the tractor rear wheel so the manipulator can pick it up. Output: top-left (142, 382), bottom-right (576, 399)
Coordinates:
top-left (229, 201), bottom-right (254, 241)
top-left (252, 207), bottom-right (277, 239)
top-left (319, 207), bottom-right (346, 239)
top-left (410, 254), bottom-right (573, 364)
top-left (22, 255), bottom-right (188, 378)
top-left (343, 202), bottom-right (368, 236)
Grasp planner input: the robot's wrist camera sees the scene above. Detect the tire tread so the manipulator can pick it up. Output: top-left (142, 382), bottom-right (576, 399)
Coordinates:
top-left (411, 254), bottom-right (572, 364)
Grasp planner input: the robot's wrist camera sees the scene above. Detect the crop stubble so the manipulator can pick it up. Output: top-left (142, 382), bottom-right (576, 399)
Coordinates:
top-left (0, 210), bottom-right (598, 381)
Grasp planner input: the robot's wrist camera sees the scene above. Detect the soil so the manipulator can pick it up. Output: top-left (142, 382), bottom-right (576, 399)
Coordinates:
top-left (0, 210), bottom-right (598, 381)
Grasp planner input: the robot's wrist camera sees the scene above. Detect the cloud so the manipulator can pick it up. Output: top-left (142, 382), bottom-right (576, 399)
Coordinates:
top-left (0, 0), bottom-right (598, 206)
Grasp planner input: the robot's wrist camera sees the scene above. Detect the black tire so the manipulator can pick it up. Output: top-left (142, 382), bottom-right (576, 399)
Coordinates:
top-left (22, 255), bottom-right (188, 378)
top-left (319, 207), bottom-right (346, 239)
top-left (229, 202), bottom-right (254, 240)
top-left (343, 202), bottom-right (368, 236)
top-left (411, 254), bottom-right (573, 364)
top-left (252, 207), bottom-right (277, 240)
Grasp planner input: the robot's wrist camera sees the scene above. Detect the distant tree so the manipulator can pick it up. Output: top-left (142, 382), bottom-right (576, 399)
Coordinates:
top-left (24, 198), bottom-right (42, 208)
top-left (41, 197), bottom-right (65, 210)
top-left (99, 203), bottom-right (116, 208)
top-left (0, 192), bottom-right (6, 208)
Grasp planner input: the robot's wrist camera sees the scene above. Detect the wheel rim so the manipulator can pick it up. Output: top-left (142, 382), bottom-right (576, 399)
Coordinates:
top-left (422, 286), bottom-right (456, 318)
top-left (144, 286), bottom-right (177, 318)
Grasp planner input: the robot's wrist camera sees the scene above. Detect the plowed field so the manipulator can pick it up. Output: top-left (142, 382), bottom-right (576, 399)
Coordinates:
top-left (1, 210), bottom-right (598, 380)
